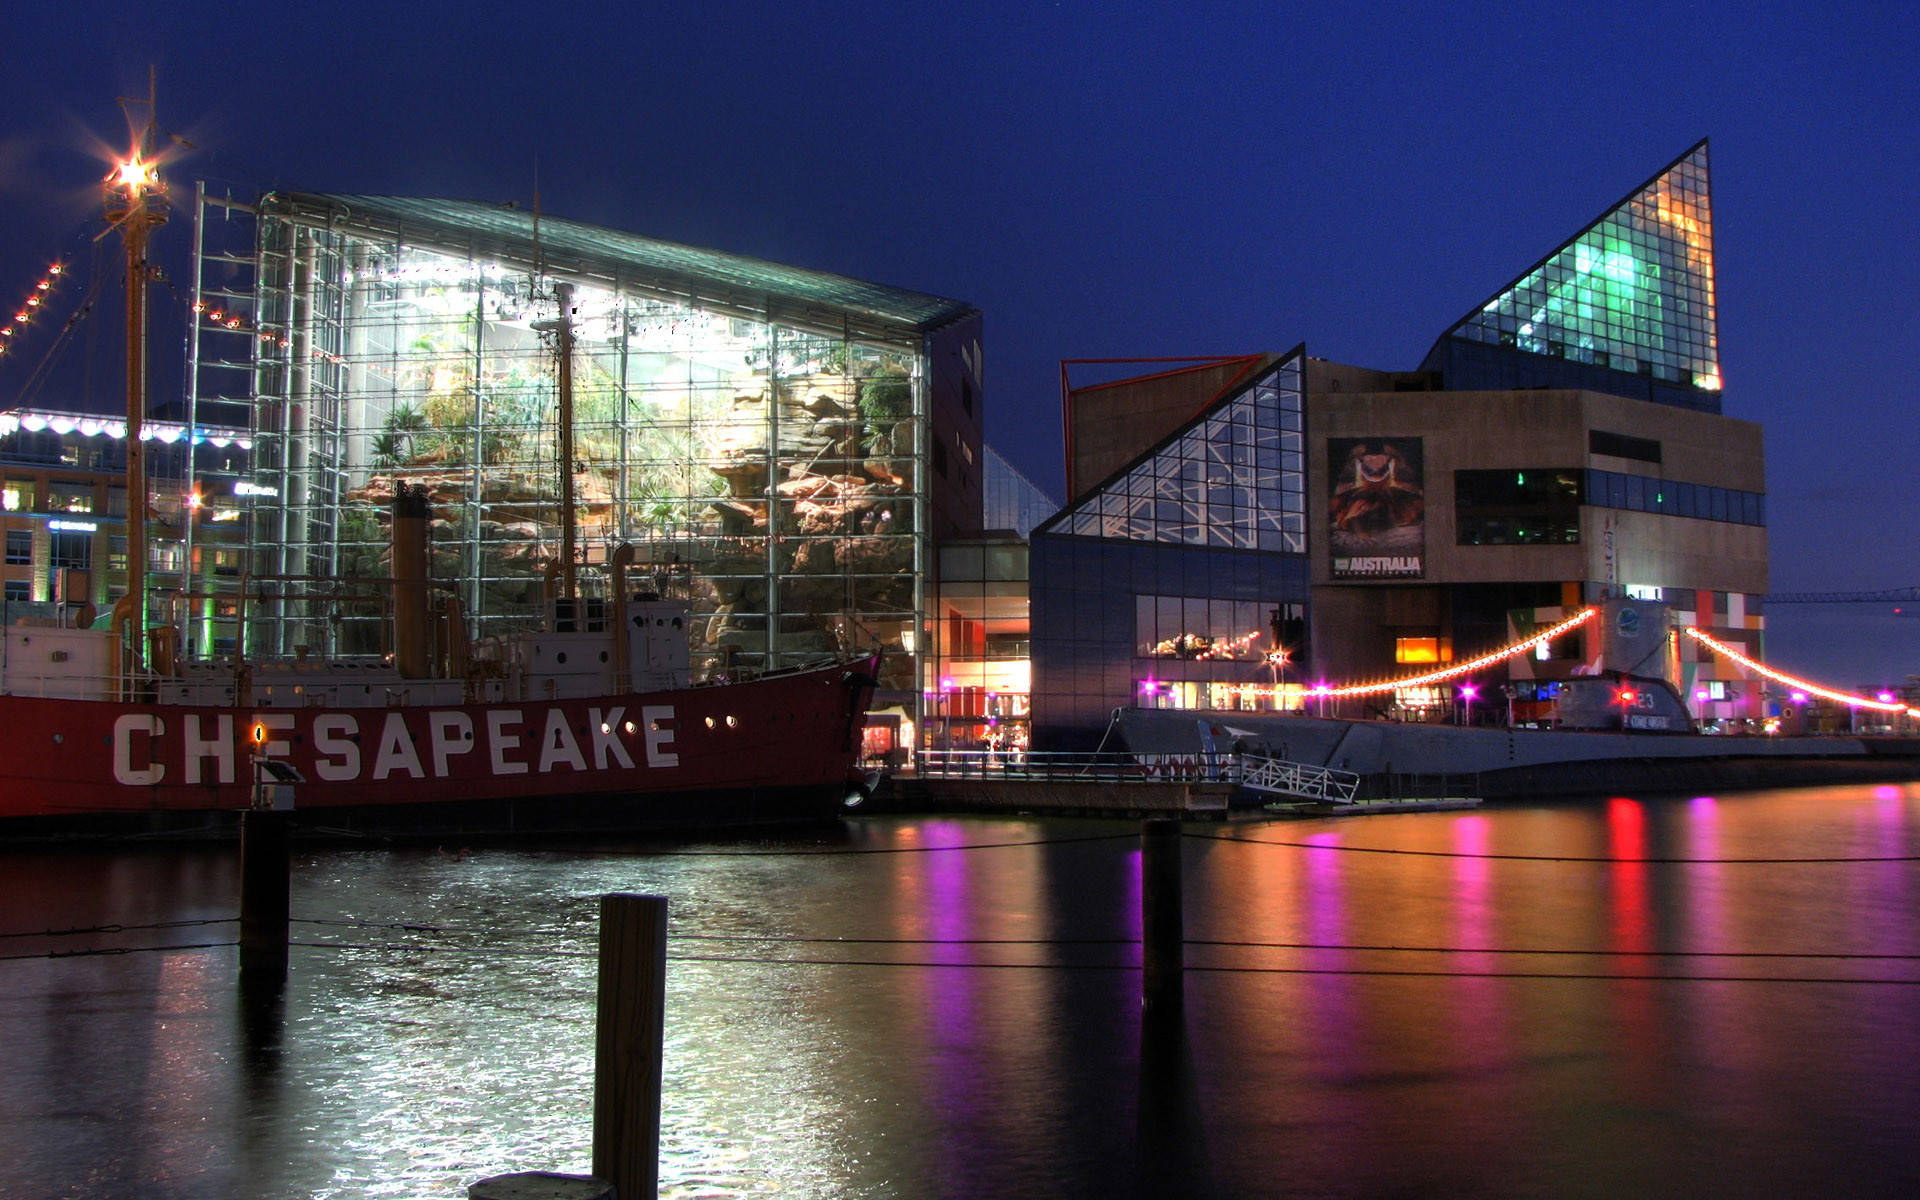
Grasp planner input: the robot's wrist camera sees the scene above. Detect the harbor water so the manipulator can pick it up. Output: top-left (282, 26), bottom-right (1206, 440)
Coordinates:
top-left (3, 784), bottom-right (1918, 1198)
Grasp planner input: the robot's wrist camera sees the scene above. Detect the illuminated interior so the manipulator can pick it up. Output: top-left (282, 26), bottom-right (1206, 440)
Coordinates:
top-left (1452, 142), bottom-right (1716, 387)
top-left (1030, 352), bottom-right (1311, 746)
top-left (1426, 141), bottom-right (1720, 406)
top-left (1050, 354), bottom-right (1305, 550)
top-left (223, 195), bottom-right (966, 687)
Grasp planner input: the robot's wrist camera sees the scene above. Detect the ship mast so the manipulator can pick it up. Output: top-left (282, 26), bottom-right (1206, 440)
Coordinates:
top-left (102, 71), bottom-right (168, 662)
top-left (541, 282), bottom-right (579, 603)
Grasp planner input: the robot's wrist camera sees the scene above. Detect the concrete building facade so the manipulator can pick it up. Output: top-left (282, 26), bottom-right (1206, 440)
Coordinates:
top-left (1027, 139), bottom-right (1768, 749)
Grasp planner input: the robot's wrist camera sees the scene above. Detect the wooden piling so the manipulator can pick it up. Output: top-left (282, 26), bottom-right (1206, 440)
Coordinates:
top-left (238, 808), bottom-right (291, 984)
top-left (1142, 817), bottom-right (1183, 1013)
top-left (593, 893), bottom-right (668, 1200)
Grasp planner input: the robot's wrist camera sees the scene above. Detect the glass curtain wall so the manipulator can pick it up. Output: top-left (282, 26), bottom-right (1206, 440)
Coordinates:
top-left (1029, 351), bottom-right (1310, 749)
top-left (1423, 140), bottom-right (1720, 411)
top-left (244, 218), bottom-right (924, 679)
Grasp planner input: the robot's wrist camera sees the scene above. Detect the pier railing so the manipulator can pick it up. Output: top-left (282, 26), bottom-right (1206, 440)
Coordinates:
top-left (913, 749), bottom-right (1379, 804)
top-left (915, 749), bottom-right (1238, 783)
top-left (1235, 754), bottom-right (1362, 803)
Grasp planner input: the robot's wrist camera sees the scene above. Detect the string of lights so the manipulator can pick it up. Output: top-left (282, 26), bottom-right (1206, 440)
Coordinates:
top-left (1308, 607), bottom-right (1598, 699)
top-left (1684, 626), bottom-right (1919, 715)
top-left (0, 262), bottom-right (64, 361)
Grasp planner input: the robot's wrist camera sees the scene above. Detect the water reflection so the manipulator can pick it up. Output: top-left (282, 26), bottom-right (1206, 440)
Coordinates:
top-left (0, 785), bottom-right (1917, 1197)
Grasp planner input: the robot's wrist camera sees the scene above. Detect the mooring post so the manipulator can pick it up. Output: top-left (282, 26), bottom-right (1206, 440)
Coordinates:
top-left (594, 893), bottom-right (668, 1200)
top-left (238, 808), bottom-right (291, 985)
top-left (1142, 817), bottom-right (1183, 1013)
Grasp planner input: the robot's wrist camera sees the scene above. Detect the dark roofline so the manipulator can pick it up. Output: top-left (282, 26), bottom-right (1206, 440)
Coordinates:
top-left (256, 192), bottom-right (979, 342)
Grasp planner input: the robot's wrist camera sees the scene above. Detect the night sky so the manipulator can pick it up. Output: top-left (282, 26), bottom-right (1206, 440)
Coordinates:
top-left (3, 2), bottom-right (1915, 685)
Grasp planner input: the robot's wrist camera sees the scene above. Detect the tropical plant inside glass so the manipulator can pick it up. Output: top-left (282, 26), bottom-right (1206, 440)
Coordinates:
top-left (371, 405), bottom-right (429, 469)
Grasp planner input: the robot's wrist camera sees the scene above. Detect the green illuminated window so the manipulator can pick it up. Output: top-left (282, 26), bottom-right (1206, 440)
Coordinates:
top-left (1446, 141), bottom-right (1719, 392)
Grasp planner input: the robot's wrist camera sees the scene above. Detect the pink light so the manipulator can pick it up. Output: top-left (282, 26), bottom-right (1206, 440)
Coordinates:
top-left (1459, 683), bottom-right (1477, 700)
top-left (1695, 689), bottom-right (1709, 701)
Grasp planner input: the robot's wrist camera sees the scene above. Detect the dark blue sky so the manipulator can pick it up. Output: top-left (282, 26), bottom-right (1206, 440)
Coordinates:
top-left (3, 2), bottom-right (1916, 684)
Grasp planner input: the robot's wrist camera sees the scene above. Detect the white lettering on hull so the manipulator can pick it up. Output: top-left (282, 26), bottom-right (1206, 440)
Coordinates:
top-left (641, 705), bottom-right (678, 767)
top-left (588, 707), bottom-right (633, 770)
top-left (430, 711), bottom-right (475, 776)
top-left (108, 704), bottom-right (680, 788)
top-left (487, 710), bottom-right (527, 775)
top-left (537, 709), bottom-right (587, 774)
top-left (255, 713), bottom-right (296, 764)
top-left (184, 714), bottom-right (235, 785)
top-left (313, 713), bottom-right (360, 781)
top-left (372, 712), bottom-right (426, 780)
top-left (112, 714), bottom-right (164, 785)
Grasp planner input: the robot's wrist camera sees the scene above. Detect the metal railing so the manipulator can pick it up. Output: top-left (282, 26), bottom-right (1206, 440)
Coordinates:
top-left (1234, 754), bottom-right (1361, 803)
top-left (913, 748), bottom-right (1374, 804)
top-left (914, 749), bottom-right (1238, 783)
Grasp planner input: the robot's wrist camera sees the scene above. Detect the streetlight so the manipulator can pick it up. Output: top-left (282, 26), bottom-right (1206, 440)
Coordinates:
top-left (1458, 682), bottom-right (1477, 726)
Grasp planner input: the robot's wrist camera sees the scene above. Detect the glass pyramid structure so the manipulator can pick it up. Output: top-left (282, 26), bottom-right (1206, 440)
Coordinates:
top-left (1035, 349), bottom-right (1306, 551)
top-left (1422, 140), bottom-right (1720, 410)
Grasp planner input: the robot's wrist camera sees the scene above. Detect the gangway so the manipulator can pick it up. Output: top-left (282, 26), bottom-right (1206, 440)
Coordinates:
top-left (1234, 754), bottom-right (1361, 804)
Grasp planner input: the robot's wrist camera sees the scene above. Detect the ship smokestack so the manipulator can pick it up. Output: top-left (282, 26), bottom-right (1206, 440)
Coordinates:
top-left (391, 484), bottom-right (433, 679)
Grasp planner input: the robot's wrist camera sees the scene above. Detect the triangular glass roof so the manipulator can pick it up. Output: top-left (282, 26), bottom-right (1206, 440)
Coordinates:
top-left (1034, 348), bottom-right (1306, 553)
top-left (1428, 140), bottom-right (1719, 393)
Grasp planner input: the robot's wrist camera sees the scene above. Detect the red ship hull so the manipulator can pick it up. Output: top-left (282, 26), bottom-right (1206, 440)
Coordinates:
top-left (0, 656), bottom-right (877, 828)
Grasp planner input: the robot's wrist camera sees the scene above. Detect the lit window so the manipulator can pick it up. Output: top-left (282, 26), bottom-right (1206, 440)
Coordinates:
top-left (1395, 637), bottom-right (1452, 665)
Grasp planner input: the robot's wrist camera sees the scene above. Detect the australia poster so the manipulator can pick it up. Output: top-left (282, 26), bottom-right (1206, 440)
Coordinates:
top-left (1328, 437), bottom-right (1425, 578)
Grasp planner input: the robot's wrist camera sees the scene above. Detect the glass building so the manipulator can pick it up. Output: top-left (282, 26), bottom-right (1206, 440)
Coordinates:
top-left (1316, 138), bottom-right (1762, 725)
top-left (1029, 350), bottom-right (1311, 748)
top-left (191, 193), bottom-right (981, 700)
top-left (1025, 141), bottom-right (1766, 745)
top-left (1420, 139), bottom-right (1719, 411)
